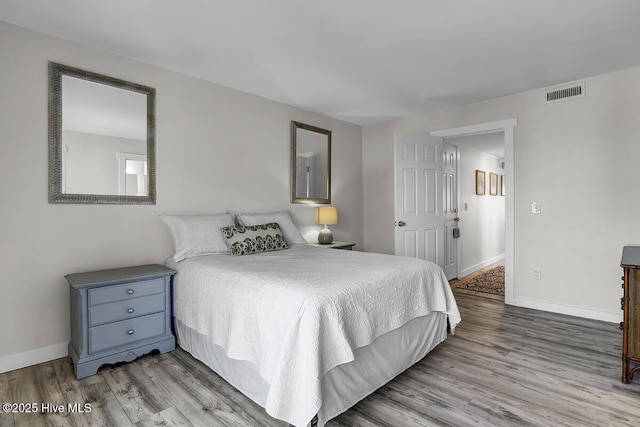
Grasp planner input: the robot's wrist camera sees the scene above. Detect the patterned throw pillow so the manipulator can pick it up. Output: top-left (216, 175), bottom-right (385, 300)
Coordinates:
top-left (220, 223), bottom-right (289, 255)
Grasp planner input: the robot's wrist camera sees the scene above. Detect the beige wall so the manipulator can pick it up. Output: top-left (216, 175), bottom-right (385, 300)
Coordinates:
top-left (363, 65), bottom-right (640, 321)
top-left (0, 22), bottom-right (363, 368)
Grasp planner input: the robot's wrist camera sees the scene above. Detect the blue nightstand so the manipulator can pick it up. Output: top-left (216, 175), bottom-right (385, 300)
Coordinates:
top-left (66, 264), bottom-right (176, 379)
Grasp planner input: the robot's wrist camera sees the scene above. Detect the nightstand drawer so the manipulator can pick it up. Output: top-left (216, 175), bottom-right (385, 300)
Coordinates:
top-left (89, 312), bottom-right (165, 354)
top-left (89, 293), bottom-right (165, 326)
top-left (88, 278), bottom-right (164, 306)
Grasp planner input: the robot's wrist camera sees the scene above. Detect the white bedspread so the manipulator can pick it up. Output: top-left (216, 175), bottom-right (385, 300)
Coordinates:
top-left (170, 245), bottom-right (460, 426)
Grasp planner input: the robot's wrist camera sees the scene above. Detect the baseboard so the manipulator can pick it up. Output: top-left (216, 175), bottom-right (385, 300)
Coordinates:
top-left (508, 296), bottom-right (621, 324)
top-left (0, 342), bottom-right (68, 374)
top-left (460, 253), bottom-right (505, 278)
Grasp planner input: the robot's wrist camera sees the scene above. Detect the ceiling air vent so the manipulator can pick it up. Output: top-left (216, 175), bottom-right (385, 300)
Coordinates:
top-left (545, 82), bottom-right (586, 103)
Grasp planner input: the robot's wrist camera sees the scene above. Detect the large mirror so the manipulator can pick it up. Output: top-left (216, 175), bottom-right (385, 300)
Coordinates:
top-left (48, 62), bottom-right (156, 204)
top-left (291, 121), bottom-right (331, 204)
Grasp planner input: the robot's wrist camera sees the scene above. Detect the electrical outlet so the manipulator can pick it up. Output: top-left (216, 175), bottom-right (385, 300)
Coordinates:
top-left (533, 267), bottom-right (541, 280)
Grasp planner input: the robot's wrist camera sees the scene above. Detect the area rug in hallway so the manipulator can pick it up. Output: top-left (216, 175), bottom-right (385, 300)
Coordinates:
top-left (456, 265), bottom-right (505, 296)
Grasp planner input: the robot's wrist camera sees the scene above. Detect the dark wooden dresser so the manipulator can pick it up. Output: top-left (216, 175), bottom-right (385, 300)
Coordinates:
top-left (620, 246), bottom-right (640, 383)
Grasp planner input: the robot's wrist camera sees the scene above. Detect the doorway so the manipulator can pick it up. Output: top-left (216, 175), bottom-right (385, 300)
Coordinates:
top-left (446, 133), bottom-right (506, 299)
top-left (448, 132), bottom-right (505, 275)
top-left (431, 119), bottom-right (516, 305)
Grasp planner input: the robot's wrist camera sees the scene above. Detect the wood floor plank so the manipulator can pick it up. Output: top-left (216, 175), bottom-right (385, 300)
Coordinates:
top-left (9, 365), bottom-right (49, 427)
top-left (375, 381), bottom-right (487, 426)
top-left (100, 358), bottom-right (171, 424)
top-left (50, 358), bottom-right (76, 387)
top-left (2, 289), bottom-right (640, 426)
top-left (59, 374), bottom-right (117, 427)
top-left (0, 367), bottom-right (16, 427)
top-left (150, 353), bottom-right (274, 427)
top-left (145, 365), bottom-right (228, 427)
top-left (31, 362), bottom-right (72, 427)
top-left (345, 392), bottom-right (446, 427)
top-left (168, 348), bottom-right (287, 427)
top-left (330, 409), bottom-right (381, 427)
top-left (83, 380), bottom-right (133, 427)
top-left (134, 406), bottom-right (192, 427)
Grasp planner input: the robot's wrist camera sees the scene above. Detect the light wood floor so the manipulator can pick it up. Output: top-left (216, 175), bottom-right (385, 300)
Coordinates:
top-left (1, 290), bottom-right (639, 427)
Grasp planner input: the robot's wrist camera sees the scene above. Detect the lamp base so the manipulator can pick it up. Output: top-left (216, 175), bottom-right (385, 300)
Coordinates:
top-left (318, 226), bottom-right (334, 244)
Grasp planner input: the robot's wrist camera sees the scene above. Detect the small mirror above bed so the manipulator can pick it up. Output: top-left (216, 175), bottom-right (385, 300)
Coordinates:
top-left (291, 121), bottom-right (331, 204)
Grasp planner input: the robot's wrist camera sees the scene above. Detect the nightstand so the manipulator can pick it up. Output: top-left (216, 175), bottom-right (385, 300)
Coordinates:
top-left (66, 264), bottom-right (176, 379)
top-left (307, 241), bottom-right (356, 250)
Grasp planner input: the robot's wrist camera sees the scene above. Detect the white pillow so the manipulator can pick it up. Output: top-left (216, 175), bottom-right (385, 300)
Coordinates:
top-left (160, 214), bottom-right (235, 261)
top-left (236, 210), bottom-right (306, 244)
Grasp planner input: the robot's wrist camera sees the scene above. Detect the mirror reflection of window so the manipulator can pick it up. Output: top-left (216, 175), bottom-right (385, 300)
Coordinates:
top-left (117, 153), bottom-right (148, 196)
top-left (125, 159), bottom-right (147, 196)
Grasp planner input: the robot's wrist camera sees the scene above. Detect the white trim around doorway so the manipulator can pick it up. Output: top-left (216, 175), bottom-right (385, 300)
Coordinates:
top-left (431, 118), bottom-right (517, 305)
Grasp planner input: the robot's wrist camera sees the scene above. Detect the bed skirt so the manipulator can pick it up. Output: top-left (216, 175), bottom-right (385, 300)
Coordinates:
top-left (174, 311), bottom-right (448, 426)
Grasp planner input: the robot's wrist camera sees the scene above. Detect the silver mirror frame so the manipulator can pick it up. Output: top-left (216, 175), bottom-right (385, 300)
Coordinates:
top-left (291, 121), bottom-right (331, 204)
top-left (48, 62), bottom-right (156, 204)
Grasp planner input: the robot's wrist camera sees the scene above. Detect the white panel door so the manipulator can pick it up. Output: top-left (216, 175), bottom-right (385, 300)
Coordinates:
top-left (443, 142), bottom-right (459, 279)
top-left (394, 134), bottom-right (443, 265)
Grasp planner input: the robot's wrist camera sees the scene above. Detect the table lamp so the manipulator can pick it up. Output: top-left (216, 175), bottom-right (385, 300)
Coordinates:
top-left (314, 206), bottom-right (338, 244)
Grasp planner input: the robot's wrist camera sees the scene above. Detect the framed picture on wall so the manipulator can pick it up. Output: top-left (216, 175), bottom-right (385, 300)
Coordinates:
top-left (475, 170), bottom-right (485, 195)
top-left (500, 175), bottom-right (506, 196)
top-left (489, 173), bottom-right (498, 195)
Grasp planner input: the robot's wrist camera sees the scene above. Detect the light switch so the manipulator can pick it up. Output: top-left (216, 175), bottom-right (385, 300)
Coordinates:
top-left (531, 202), bottom-right (541, 214)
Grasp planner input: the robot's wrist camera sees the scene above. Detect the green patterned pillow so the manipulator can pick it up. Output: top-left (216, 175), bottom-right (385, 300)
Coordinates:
top-left (220, 222), bottom-right (289, 255)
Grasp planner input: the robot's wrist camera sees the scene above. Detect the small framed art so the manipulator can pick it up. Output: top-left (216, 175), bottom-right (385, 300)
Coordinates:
top-left (475, 170), bottom-right (485, 195)
top-left (489, 173), bottom-right (498, 195)
top-left (500, 175), bottom-right (506, 196)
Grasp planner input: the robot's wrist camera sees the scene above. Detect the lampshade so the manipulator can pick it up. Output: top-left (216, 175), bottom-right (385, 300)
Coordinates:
top-left (314, 206), bottom-right (338, 225)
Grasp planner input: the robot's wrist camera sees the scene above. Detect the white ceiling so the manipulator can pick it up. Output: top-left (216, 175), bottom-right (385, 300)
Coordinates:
top-left (2, 0), bottom-right (640, 125)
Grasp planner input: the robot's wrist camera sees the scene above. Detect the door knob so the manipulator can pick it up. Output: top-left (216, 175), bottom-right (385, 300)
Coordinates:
top-left (454, 217), bottom-right (460, 222)
top-left (396, 221), bottom-right (406, 227)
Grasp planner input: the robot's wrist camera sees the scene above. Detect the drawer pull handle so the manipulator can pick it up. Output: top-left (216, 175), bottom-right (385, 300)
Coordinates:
top-left (127, 289), bottom-right (134, 295)
top-left (127, 308), bottom-right (134, 314)
top-left (128, 330), bottom-right (134, 335)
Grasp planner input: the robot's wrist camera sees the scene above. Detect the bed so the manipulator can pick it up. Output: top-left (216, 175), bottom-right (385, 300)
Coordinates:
top-left (161, 212), bottom-right (461, 427)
